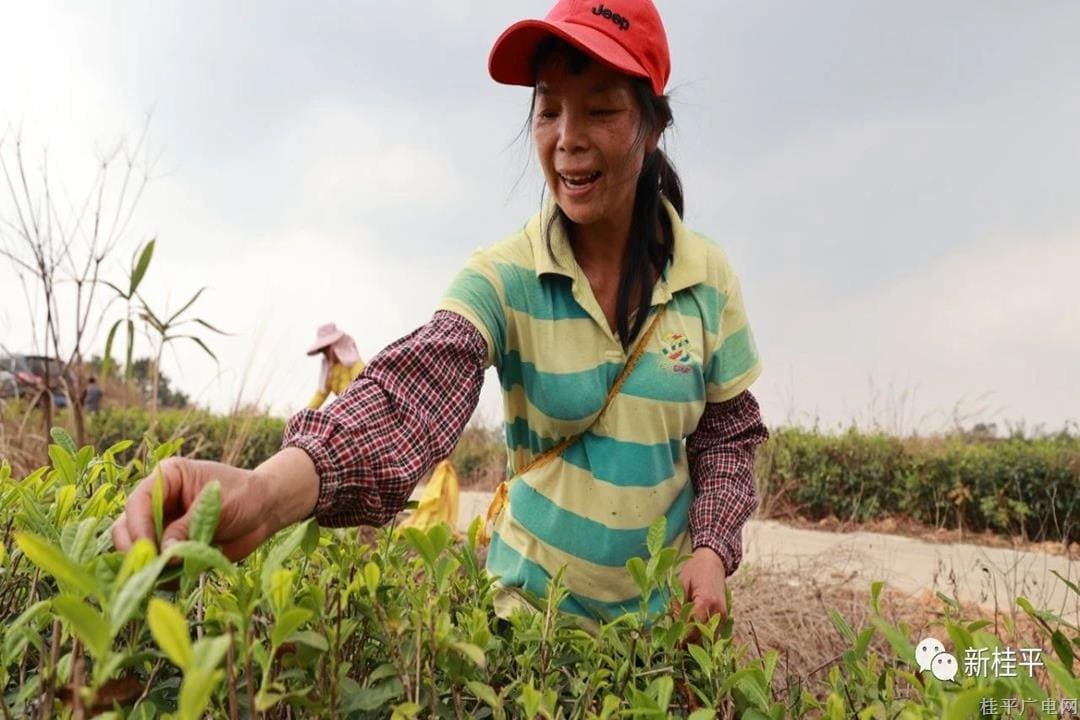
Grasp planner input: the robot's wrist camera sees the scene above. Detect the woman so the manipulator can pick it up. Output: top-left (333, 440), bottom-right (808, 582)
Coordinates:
top-left (305, 322), bottom-right (366, 410)
top-left (113, 0), bottom-right (768, 629)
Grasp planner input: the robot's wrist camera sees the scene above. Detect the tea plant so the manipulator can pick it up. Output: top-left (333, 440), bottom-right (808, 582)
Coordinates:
top-left (1, 430), bottom-right (1077, 718)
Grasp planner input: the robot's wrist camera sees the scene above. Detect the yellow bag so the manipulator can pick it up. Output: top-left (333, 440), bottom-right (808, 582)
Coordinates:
top-left (399, 459), bottom-right (460, 533)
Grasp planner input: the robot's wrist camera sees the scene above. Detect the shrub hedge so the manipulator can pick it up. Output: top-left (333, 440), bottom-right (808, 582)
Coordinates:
top-left (85, 408), bottom-right (1080, 543)
top-left (757, 429), bottom-right (1080, 543)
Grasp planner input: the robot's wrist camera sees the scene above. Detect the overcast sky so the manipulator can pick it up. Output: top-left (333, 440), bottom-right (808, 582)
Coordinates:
top-left (2, 1), bottom-right (1078, 435)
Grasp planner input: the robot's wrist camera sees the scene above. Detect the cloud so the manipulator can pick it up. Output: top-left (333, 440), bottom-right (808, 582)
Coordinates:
top-left (2, 2), bottom-right (1079, 436)
top-left (755, 232), bottom-right (1080, 433)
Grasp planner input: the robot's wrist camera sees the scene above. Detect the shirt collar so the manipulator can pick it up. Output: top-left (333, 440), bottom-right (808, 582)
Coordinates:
top-left (526, 195), bottom-right (707, 296)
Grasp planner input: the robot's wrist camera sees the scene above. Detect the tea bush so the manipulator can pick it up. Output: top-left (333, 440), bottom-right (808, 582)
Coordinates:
top-left (1, 431), bottom-right (1078, 718)
top-left (85, 408), bottom-right (501, 488)
top-left (759, 429), bottom-right (1080, 543)
top-left (79, 407), bottom-right (1080, 543)
top-left (87, 408), bottom-right (286, 470)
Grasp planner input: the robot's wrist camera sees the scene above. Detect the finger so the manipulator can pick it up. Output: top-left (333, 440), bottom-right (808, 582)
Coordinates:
top-left (121, 475), bottom-right (157, 544)
top-left (160, 512), bottom-right (192, 550)
top-left (112, 514), bottom-right (133, 552)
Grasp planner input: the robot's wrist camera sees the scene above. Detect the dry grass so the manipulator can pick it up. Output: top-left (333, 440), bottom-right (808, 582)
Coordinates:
top-left (729, 558), bottom-right (1051, 695)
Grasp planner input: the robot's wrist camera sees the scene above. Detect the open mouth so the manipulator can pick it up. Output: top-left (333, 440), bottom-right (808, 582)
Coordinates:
top-left (559, 171), bottom-right (602, 191)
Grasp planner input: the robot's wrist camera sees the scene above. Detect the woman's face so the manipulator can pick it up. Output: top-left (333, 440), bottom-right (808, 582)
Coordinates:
top-left (533, 60), bottom-right (657, 234)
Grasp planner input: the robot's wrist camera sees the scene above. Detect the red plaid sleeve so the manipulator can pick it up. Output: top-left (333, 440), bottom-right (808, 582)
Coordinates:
top-left (281, 310), bottom-right (487, 527)
top-left (686, 390), bottom-right (769, 576)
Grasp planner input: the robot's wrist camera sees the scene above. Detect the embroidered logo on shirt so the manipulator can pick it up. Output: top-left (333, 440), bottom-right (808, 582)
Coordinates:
top-left (659, 332), bottom-right (694, 374)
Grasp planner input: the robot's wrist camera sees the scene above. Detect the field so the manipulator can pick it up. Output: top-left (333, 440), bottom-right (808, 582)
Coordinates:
top-left (1, 403), bottom-right (1079, 717)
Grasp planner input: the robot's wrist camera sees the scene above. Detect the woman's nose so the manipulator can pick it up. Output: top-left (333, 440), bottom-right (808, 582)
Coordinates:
top-left (557, 111), bottom-right (588, 153)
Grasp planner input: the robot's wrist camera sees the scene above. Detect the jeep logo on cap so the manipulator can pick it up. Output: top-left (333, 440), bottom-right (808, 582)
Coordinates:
top-left (592, 3), bottom-right (630, 31)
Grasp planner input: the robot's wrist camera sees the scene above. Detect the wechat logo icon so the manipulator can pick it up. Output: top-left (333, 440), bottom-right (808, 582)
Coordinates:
top-left (915, 636), bottom-right (959, 681)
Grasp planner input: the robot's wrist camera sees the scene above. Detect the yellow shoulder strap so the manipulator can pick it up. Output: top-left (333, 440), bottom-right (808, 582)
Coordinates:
top-left (477, 304), bottom-right (668, 546)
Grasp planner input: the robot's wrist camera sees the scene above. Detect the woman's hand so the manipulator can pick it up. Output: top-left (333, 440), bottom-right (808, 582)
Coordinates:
top-left (113, 448), bottom-right (321, 561)
top-left (113, 458), bottom-right (273, 562)
top-left (677, 547), bottom-right (729, 641)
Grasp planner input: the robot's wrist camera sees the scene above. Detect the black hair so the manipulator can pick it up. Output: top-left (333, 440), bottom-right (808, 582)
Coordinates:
top-left (529, 36), bottom-right (683, 351)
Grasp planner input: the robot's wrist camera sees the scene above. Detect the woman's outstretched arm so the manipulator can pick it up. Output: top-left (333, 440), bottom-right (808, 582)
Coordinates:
top-left (114, 311), bottom-right (487, 559)
top-left (278, 310), bottom-right (488, 527)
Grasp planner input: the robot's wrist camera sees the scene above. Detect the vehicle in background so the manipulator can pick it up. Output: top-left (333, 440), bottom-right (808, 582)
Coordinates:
top-left (0, 353), bottom-right (75, 407)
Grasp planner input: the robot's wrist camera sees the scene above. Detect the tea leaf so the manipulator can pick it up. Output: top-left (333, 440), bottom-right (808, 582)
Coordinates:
top-left (363, 561), bottom-right (380, 596)
top-left (944, 687), bottom-right (990, 720)
top-left (340, 678), bottom-right (404, 713)
top-left (48, 445), bottom-right (76, 485)
top-left (14, 532), bottom-right (100, 600)
top-left (688, 643), bottom-right (712, 678)
top-left (646, 515), bottom-right (666, 557)
top-left (178, 667), bottom-right (223, 720)
top-left (854, 627), bottom-right (874, 659)
top-left (60, 517), bottom-right (99, 566)
top-left (188, 480), bottom-right (222, 545)
top-left (651, 675), bottom-right (674, 710)
top-left (828, 608), bottom-right (856, 643)
top-left (626, 556), bottom-right (648, 595)
top-left (151, 469), bottom-right (165, 543)
top-left (50, 427), bottom-right (78, 457)
top-left (192, 635), bottom-right (231, 669)
top-left (390, 701), bottom-right (422, 720)
top-left (53, 485), bottom-right (77, 526)
top-left (260, 519), bottom-right (313, 599)
top-left (147, 598), bottom-right (193, 670)
top-left (269, 568), bottom-right (295, 615)
top-left (111, 556), bottom-right (168, 635)
top-left (518, 683), bottom-right (542, 720)
top-left (450, 641), bottom-right (487, 669)
top-left (52, 595), bottom-right (110, 660)
top-left (270, 607), bottom-right (312, 649)
top-left (870, 616), bottom-right (915, 661)
top-left (598, 694), bottom-right (621, 720)
top-left (162, 541), bottom-right (235, 577)
top-left (114, 538), bottom-right (158, 588)
top-left (1052, 630), bottom-right (1075, 675)
top-left (401, 527), bottom-right (436, 567)
top-left (290, 630), bottom-right (329, 652)
top-left (466, 681), bottom-right (500, 709)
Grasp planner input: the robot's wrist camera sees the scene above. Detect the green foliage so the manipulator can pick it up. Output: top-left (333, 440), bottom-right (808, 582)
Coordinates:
top-left (2, 432), bottom-right (1077, 717)
top-left (758, 428), bottom-right (1080, 542)
top-left (87, 407), bottom-right (286, 469)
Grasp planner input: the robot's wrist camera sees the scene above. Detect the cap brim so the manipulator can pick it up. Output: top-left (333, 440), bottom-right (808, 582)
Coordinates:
top-left (489, 19), bottom-right (650, 89)
top-left (306, 334), bottom-right (343, 356)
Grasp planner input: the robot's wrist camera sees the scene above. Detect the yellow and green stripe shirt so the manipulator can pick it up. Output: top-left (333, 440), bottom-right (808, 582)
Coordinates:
top-left (438, 197), bottom-right (762, 624)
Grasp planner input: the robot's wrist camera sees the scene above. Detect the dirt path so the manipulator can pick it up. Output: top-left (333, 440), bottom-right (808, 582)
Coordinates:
top-left (417, 488), bottom-right (1080, 622)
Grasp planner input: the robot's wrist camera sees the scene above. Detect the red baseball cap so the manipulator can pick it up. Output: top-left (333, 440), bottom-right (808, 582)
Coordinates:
top-left (488, 0), bottom-right (671, 96)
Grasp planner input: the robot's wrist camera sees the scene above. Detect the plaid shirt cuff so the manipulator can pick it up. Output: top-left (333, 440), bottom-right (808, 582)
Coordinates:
top-left (686, 390), bottom-right (769, 575)
top-left (281, 310), bottom-right (487, 527)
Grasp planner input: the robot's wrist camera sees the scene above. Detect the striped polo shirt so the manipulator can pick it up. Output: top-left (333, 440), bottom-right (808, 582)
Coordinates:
top-left (438, 196), bottom-right (762, 625)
